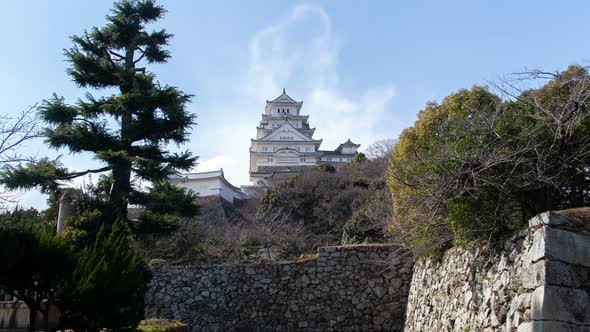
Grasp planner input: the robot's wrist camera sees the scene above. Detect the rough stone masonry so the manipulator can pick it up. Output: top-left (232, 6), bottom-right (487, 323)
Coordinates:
top-left (404, 209), bottom-right (590, 332)
top-left (145, 244), bottom-right (412, 331)
top-left (145, 209), bottom-right (590, 332)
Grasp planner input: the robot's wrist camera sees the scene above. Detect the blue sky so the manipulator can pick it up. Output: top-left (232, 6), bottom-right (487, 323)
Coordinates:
top-left (2, 1), bottom-right (589, 209)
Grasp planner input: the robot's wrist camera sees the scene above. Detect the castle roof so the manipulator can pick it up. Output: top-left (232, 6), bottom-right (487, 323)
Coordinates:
top-left (253, 121), bottom-right (320, 144)
top-left (336, 139), bottom-right (360, 151)
top-left (169, 169), bottom-right (244, 193)
top-left (266, 88), bottom-right (302, 104)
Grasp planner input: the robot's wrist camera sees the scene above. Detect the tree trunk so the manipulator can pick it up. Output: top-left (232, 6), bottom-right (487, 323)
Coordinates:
top-left (27, 306), bottom-right (36, 332)
top-left (108, 164), bottom-right (132, 223)
top-left (104, 43), bottom-right (137, 225)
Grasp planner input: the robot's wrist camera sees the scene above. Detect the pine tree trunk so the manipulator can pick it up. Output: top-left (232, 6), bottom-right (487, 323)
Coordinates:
top-left (109, 164), bottom-right (132, 223)
top-left (104, 43), bottom-right (136, 224)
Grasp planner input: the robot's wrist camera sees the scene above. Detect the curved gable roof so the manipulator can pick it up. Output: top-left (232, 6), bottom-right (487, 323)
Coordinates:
top-left (267, 89), bottom-right (301, 104)
top-left (257, 121), bottom-right (314, 142)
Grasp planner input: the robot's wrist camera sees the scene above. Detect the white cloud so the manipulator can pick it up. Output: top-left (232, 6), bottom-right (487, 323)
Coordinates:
top-left (209, 3), bottom-right (399, 187)
top-left (196, 155), bottom-right (231, 172)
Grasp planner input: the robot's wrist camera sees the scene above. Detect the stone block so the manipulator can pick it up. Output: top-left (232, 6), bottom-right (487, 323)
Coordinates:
top-left (528, 211), bottom-right (572, 228)
top-left (532, 285), bottom-right (590, 324)
top-left (544, 228), bottom-right (590, 268)
top-left (522, 261), bottom-right (545, 290)
top-left (529, 227), bottom-right (546, 263)
top-left (518, 320), bottom-right (590, 332)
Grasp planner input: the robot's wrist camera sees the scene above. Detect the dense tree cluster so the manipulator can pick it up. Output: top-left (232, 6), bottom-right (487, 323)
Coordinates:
top-left (0, 216), bottom-right (150, 332)
top-left (387, 66), bottom-right (590, 256)
top-left (0, 225), bottom-right (71, 331)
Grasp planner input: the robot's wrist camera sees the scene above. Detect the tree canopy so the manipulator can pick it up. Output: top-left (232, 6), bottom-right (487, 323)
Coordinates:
top-left (387, 66), bottom-right (590, 255)
top-left (0, 226), bottom-right (72, 332)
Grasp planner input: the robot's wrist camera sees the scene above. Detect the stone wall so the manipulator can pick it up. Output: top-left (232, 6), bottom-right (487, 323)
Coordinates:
top-left (404, 209), bottom-right (590, 332)
top-left (145, 244), bottom-right (412, 331)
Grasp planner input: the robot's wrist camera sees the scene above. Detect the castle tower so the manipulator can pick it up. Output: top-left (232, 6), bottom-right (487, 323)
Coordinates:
top-left (249, 90), bottom-right (360, 186)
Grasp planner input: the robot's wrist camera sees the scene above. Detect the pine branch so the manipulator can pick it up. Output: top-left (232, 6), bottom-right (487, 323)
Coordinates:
top-left (61, 166), bottom-right (112, 180)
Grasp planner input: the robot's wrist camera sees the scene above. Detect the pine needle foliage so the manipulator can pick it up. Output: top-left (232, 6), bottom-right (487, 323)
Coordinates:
top-left (0, 0), bottom-right (197, 223)
top-left (60, 224), bottom-right (151, 330)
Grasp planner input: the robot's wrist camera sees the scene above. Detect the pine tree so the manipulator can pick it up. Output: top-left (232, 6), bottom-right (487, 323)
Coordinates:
top-left (0, 0), bottom-right (197, 223)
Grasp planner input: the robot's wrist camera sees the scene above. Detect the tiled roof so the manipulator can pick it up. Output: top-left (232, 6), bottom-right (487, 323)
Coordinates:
top-left (318, 150), bottom-right (358, 156)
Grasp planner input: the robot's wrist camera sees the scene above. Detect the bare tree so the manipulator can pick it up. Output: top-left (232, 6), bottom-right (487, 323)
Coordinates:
top-left (365, 138), bottom-right (396, 159)
top-left (0, 106), bottom-right (42, 207)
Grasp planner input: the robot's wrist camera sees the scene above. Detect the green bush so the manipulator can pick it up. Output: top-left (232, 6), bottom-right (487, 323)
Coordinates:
top-left (60, 224), bottom-right (151, 330)
top-left (136, 211), bottom-right (179, 235)
top-left (341, 180), bottom-right (389, 244)
top-left (138, 318), bottom-right (188, 332)
top-left (352, 176), bottom-right (370, 188)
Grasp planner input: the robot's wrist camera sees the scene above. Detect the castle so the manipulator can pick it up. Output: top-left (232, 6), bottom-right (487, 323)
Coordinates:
top-left (170, 90), bottom-right (360, 201)
top-left (249, 89), bottom-right (359, 186)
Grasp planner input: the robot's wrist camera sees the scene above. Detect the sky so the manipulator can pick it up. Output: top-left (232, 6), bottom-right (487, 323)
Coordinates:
top-left (2, 0), bottom-right (590, 209)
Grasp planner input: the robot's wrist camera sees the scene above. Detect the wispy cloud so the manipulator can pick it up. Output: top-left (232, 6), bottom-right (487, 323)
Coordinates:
top-left (10, 3), bottom-right (400, 209)
top-left (200, 4), bottom-right (399, 186)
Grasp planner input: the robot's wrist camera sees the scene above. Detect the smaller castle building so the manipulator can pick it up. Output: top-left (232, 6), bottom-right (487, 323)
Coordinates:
top-left (168, 169), bottom-right (246, 204)
top-left (249, 90), bottom-right (360, 185)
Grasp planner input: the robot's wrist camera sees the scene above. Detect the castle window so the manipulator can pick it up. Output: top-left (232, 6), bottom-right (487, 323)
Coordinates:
top-left (327, 157), bottom-right (332, 161)
top-left (300, 158), bottom-right (305, 162)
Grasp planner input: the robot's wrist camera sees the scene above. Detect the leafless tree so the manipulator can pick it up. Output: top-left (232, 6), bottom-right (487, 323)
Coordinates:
top-left (365, 138), bottom-right (396, 159)
top-left (0, 106), bottom-right (42, 207)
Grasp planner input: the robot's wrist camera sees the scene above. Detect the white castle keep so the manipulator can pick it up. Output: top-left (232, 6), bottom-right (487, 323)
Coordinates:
top-left (170, 90), bottom-right (360, 201)
top-left (249, 89), bottom-right (360, 186)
